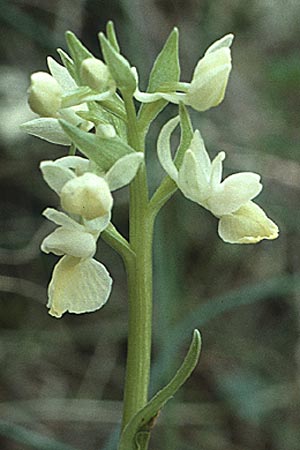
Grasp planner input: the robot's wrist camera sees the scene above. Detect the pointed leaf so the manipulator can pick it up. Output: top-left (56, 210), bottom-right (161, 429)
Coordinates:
top-left (174, 103), bottom-right (194, 168)
top-left (47, 57), bottom-right (77, 91)
top-left (57, 48), bottom-right (78, 83)
top-left (119, 330), bottom-right (202, 450)
top-left (148, 27), bottom-right (180, 93)
top-left (65, 31), bottom-right (94, 79)
top-left (59, 119), bottom-right (134, 172)
top-left (21, 118), bottom-right (71, 145)
top-left (99, 33), bottom-right (136, 94)
top-left (106, 21), bottom-right (120, 52)
top-left (138, 28), bottom-right (180, 131)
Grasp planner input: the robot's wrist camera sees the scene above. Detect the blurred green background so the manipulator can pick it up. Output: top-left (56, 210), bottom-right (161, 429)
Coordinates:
top-left (0, 0), bottom-right (300, 449)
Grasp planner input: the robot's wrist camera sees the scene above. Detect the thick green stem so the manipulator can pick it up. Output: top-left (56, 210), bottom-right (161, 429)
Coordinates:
top-left (121, 94), bottom-right (154, 434)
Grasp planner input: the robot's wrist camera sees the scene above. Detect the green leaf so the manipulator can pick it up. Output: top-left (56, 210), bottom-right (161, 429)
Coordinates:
top-left (99, 33), bottom-right (136, 95)
top-left (65, 31), bottom-right (94, 81)
top-left (57, 48), bottom-right (78, 83)
top-left (118, 329), bottom-right (201, 450)
top-left (138, 28), bottom-right (180, 133)
top-left (59, 120), bottom-right (134, 172)
top-left (147, 27), bottom-right (180, 93)
top-left (106, 21), bottom-right (120, 52)
top-left (174, 103), bottom-right (194, 168)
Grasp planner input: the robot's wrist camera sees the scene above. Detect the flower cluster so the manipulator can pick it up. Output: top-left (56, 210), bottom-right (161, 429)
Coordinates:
top-left (22, 24), bottom-right (279, 318)
top-left (22, 55), bottom-right (115, 145)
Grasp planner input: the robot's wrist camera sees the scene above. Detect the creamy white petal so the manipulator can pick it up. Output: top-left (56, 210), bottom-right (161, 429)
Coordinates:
top-left (157, 116), bottom-right (180, 181)
top-left (209, 151), bottom-right (225, 189)
top-left (54, 156), bottom-right (90, 175)
top-left (178, 150), bottom-right (210, 204)
top-left (20, 118), bottom-right (71, 145)
top-left (208, 172), bottom-right (262, 216)
top-left (47, 256), bottom-right (112, 318)
top-left (40, 160), bottom-right (75, 194)
top-left (41, 227), bottom-right (96, 258)
top-left (134, 89), bottom-right (187, 105)
top-left (42, 208), bottom-right (84, 231)
top-left (189, 130), bottom-right (211, 182)
top-left (218, 201), bottom-right (279, 244)
top-left (47, 56), bottom-right (77, 91)
top-left (83, 212), bottom-right (111, 235)
top-left (105, 153), bottom-right (144, 191)
top-left (205, 34), bottom-right (234, 55)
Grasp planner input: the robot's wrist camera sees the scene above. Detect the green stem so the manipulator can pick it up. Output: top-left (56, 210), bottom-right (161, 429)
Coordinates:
top-left (121, 94), bottom-right (154, 435)
top-left (102, 223), bottom-right (135, 269)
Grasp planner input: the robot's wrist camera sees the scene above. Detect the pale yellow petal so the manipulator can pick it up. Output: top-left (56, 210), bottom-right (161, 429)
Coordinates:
top-left (218, 201), bottom-right (279, 244)
top-left (47, 256), bottom-right (112, 318)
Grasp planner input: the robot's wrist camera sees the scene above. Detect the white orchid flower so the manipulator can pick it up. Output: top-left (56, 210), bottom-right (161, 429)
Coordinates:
top-left (21, 57), bottom-right (115, 145)
top-left (158, 117), bottom-right (279, 244)
top-left (41, 208), bottom-right (112, 318)
top-left (39, 153), bottom-right (145, 317)
top-left (134, 34), bottom-right (233, 112)
top-left (40, 152), bottom-right (144, 202)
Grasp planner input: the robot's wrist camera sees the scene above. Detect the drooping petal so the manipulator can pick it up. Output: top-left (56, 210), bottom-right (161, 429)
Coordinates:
top-left (208, 172), bottom-right (262, 216)
top-left (178, 150), bottom-right (210, 204)
top-left (218, 201), bottom-right (279, 244)
top-left (47, 256), bottom-right (112, 318)
top-left (40, 160), bottom-right (75, 194)
top-left (47, 56), bottom-right (77, 91)
top-left (20, 118), bottom-right (71, 145)
top-left (42, 208), bottom-right (84, 231)
top-left (105, 153), bottom-right (144, 191)
top-left (41, 227), bottom-right (96, 258)
top-left (157, 116), bottom-right (180, 181)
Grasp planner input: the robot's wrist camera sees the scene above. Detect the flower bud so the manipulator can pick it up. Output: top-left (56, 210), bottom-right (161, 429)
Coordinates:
top-left (80, 58), bottom-right (115, 92)
top-left (60, 173), bottom-right (113, 220)
top-left (95, 123), bottom-right (116, 139)
top-left (185, 35), bottom-right (233, 112)
top-left (28, 72), bottom-right (63, 117)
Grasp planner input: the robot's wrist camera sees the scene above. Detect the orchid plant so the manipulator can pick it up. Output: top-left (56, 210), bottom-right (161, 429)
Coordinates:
top-left (22, 22), bottom-right (278, 450)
